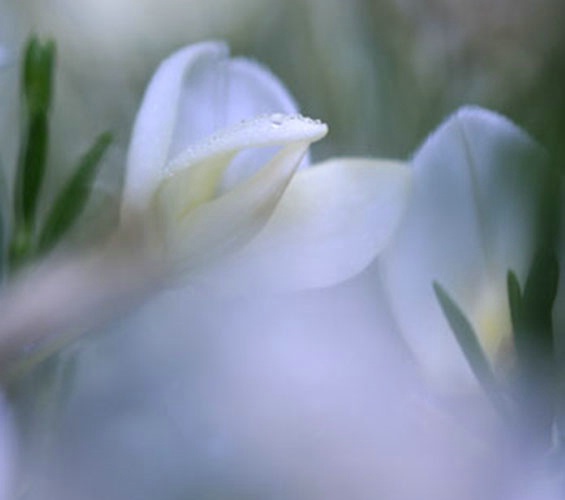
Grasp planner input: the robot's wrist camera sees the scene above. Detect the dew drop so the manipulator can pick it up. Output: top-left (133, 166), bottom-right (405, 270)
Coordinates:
top-left (270, 113), bottom-right (285, 127)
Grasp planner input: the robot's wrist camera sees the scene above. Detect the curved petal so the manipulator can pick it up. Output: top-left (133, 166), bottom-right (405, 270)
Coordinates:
top-left (154, 115), bottom-right (328, 272)
top-left (191, 158), bottom-right (411, 295)
top-left (217, 57), bottom-right (310, 191)
top-left (124, 41), bottom-right (304, 213)
top-left (158, 114), bottom-right (327, 218)
top-left (379, 106), bottom-right (548, 390)
top-left (169, 55), bottom-right (302, 161)
top-left (124, 41), bottom-right (228, 211)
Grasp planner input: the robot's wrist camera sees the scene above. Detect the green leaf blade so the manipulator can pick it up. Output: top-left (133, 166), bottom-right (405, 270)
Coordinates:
top-left (523, 249), bottom-right (559, 330)
top-left (507, 270), bottom-right (523, 335)
top-left (12, 37), bottom-right (56, 242)
top-left (37, 132), bottom-right (112, 253)
top-left (16, 111), bottom-right (49, 228)
top-left (23, 37), bottom-right (56, 114)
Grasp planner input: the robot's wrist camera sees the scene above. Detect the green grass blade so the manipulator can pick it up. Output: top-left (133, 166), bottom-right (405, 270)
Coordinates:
top-left (507, 270), bottom-right (523, 335)
top-left (37, 132), bottom-right (112, 253)
top-left (13, 37), bottom-right (56, 235)
top-left (15, 112), bottom-right (49, 229)
top-left (23, 37), bottom-right (55, 114)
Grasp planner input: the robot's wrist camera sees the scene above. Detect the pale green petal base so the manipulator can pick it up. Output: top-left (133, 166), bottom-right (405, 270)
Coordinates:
top-left (193, 158), bottom-right (410, 295)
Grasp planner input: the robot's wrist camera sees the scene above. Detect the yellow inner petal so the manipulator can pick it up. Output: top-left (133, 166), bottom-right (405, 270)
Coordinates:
top-left (472, 285), bottom-right (513, 366)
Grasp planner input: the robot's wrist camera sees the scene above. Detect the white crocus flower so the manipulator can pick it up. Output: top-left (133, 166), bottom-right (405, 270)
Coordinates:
top-left (122, 41), bottom-right (410, 293)
top-left (0, 41), bottom-right (409, 374)
top-left (379, 107), bottom-right (548, 391)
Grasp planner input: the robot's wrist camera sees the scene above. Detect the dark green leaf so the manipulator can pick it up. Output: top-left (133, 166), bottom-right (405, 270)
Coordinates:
top-left (37, 132), bottom-right (112, 253)
top-left (507, 270), bottom-right (523, 335)
top-left (511, 248), bottom-right (558, 379)
top-left (510, 251), bottom-right (559, 441)
top-left (14, 111), bottom-right (49, 229)
top-left (23, 37), bottom-right (56, 114)
top-left (537, 166), bottom-right (561, 253)
top-left (0, 167), bottom-right (8, 281)
top-left (12, 37), bottom-right (56, 242)
top-left (523, 249), bottom-right (559, 328)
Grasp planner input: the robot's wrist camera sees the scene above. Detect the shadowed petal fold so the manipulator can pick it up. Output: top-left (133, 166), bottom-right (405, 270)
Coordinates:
top-left (154, 115), bottom-right (328, 272)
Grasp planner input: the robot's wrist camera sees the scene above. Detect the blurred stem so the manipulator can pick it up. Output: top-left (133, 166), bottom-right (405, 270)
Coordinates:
top-left (9, 351), bottom-right (76, 499)
top-left (37, 131), bottom-right (113, 256)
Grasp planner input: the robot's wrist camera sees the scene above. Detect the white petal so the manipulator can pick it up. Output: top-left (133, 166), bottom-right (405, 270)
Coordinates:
top-left (167, 54), bottom-right (302, 161)
top-left (158, 114), bottom-right (327, 217)
top-left (124, 41), bottom-right (229, 212)
top-left (167, 53), bottom-right (308, 192)
top-left (155, 115), bottom-right (328, 272)
top-left (192, 158), bottom-right (411, 295)
top-left (124, 41), bottom-right (306, 214)
top-left (217, 57), bottom-right (310, 191)
top-left (168, 144), bottom-right (309, 273)
top-left (379, 106), bottom-right (548, 390)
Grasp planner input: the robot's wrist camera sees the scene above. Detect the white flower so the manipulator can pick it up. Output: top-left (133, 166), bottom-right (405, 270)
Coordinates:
top-left (378, 107), bottom-right (549, 390)
top-left (122, 41), bottom-right (410, 293)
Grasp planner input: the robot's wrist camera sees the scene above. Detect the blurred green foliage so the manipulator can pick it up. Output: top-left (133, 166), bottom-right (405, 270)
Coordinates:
top-left (7, 35), bottom-right (111, 273)
top-left (1, 0), bottom-right (563, 173)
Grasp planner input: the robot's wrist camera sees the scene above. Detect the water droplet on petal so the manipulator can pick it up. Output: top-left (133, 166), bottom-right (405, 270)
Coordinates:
top-left (270, 113), bottom-right (285, 127)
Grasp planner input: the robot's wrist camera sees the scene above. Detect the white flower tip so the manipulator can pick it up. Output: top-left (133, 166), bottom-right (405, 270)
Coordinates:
top-left (261, 112), bottom-right (328, 142)
top-left (168, 113), bottom-right (327, 173)
top-left (454, 105), bottom-right (519, 133)
top-left (412, 105), bottom-right (545, 166)
top-left (162, 39), bottom-right (229, 69)
top-left (448, 106), bottom-right (540, 149)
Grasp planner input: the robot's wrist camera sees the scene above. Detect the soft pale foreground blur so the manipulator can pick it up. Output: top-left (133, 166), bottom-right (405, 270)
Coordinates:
top-left (26, 272), bottom-right (505, 500)
top-left (0, 2), bottom-right (563, 500)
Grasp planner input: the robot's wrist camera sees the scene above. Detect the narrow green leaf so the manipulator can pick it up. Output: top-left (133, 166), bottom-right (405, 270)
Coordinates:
top-left (507, 268), bottom-right (533, 373)
top-left (12, 37), bottom-right (56, 240)
top-left (511, 250), bottom-right (559, 440)
top-left (523, 249), bottom-right (559, 329)
top-left (23, 37), bottom-right (41, 98)
top-left (15, 111), bottom-right (49, 229)
top-left (507, 270), bottom-right (523, 334)
top-left (37, 132), bottom-right (112, 253)
top-left (23, 37), bottom-right (56, 114)
top-left (512, 248), bottom-right (559, 379)
top-left (537, 165), bottom-right (560, 255)
top-left (433, 282), bottom-right (508, 415)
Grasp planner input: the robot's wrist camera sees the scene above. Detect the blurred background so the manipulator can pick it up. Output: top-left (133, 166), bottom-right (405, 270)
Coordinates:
top-left (1, 0), bottom-right (564, 195)
top-left (0, 1), bottom-right (564, 498)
